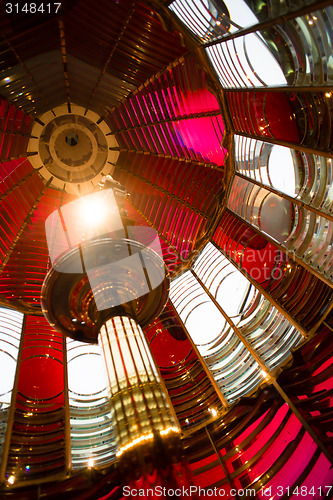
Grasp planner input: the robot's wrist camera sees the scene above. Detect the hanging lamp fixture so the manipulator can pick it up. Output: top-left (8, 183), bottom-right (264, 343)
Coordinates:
top-left (40, 180), bottom-right (197, 495)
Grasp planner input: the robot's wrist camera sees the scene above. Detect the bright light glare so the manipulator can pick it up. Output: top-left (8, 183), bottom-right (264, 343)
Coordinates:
top-left (0, 351), bottom-right (16, 403)
top-left (80, 197), bottom-right (108, 226)
top-left (223, 0), bottom-right (258, 31)
top-left (8, 476), bottom-right (15, 484)
top-left (88, 458), bottom-right (94, 467)
top-left (216, 272), bottom-right (253, 317)
top-left (268, 146), bottom-right (296, 196)
top-left (67, 341), bottom-right (109, 397)
top-left (243, 34), bottom-right (287, 86)
top-left (46, 188), bottom-right (124, 267)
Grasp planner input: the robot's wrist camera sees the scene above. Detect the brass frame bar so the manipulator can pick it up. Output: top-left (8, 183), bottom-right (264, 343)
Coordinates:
top-left (228, 130), bottom-right (333, 159)
top-left (109, 148), bottom-right (224, 171)
top-left (0, 313), bottom-right (26, 483)
top-left (190, 266), bottom-right (333, 463)
top-left (210, 240), bottom-right (308, 339)
top-left (58, 19), bottom-right (71, 113)
top-left (116, 164), bottom-right (215, 219)
top-left (0, 167), bottom-right (39, 201)
top-left (0, 177), bottom-right (54, 274)
top-left (202, 0), bottom-right (333, 47)
top-left (103, 55), bottom-right (186, 118)
top-left (323, 320), bottom-right (333, 332)
top-left (4, 39), bottom-right (53, 116)
top-left (272, 380), bottom-right (333, 464)
top-left (127, 199), bottom-right (221, 276)
top-left (234, 172), bottom-right (333, 223)
top-left (190, 268), bottom-right (273, 377)
top-left (111, 110), bottom-right (222, 134)
top-left (0, 152), bottom-right (37, 162)
top-left (205, 427), bottom-right (238, 495)
top-left (308, 299), bottom-right (333, 336)
top-left (85, 0), bottom-right (137, 113)
top-left (225, 207), bottom-right (333, 290)
top-left (0, 128), bottom-right (35, 139)
top-left (168, 300), bottom-right (229, 408)
top-left (224, 85), bottom-right (333, 93)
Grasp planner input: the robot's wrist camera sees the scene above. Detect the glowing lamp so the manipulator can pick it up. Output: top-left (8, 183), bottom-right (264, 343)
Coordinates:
top-left (41, 182), bottom-right (180, 470)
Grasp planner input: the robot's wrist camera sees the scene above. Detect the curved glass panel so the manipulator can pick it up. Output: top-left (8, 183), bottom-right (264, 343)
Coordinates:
top-left (228, 175), bottom-right (333, 280)
top-left (0, 308), bottom-right (23, 460)
top-left (234, 135), bottom-right (333, 215)
top-left (67, 339), bottom-right (116, 469)
top-left (169, 0), bottom-right (258, 41)
top-left (146, 302), bottom-right (224, 430)
top-left (170, 243), bottom-right (302, 404)
top-left (206, 33), bottom-right (287, 88)
top-left (4, 316), bottom-right (66, 483)
top-left (213, 211), bottom-right (333, 332)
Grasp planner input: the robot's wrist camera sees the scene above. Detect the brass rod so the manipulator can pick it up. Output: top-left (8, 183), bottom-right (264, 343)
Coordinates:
top-left (4, 38), bottom-right (52, 113)
top-left (323, 320), bottom-right (333, 332)
top-left (168, 300), bottom-right (229, 408)
top-left (58, 19), bottom-right (71, 113)
top-left (0, 128), bottom-right (35, 138)
top-left (0, 166), bottom-right (37, 201)
top-left (116, 165), bottom-right (215, 218)
top-left (103, 55), bottom-right (186, 118)
top-left (0, 177), bottom-right (54, 274)
top-left (0, 153), bottom-right (35, 161)
top-left (190, 268), bottom-right (272, 376)
top-left (85, 0), bottom-right (137, 114)
top-left (229, 131), bottom-right (333, 160)
top-left (272, 380), bottom-right (333, 464)
top-left (110, 149), bottom-right (224, 171)
top-left (205, 426), bottom-right (238, 494)
top-left (203, 0), bottom-right (333, 47)
top-left (308, 299), bottom-right (333, 336)
top-left (210, 240), bottom-right (308, 339)
top-left (111, 110), bottom-right (222, 134)
top-left (0, 314), bottom-right (26, 483)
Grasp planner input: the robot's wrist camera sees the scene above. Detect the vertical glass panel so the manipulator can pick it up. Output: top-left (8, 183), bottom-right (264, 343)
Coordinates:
top-left (170, 243), bottom-right (302, 402)
top-left (66, 339), bottom-right (116, 469)
top-left (228, 175), bottom-right (333, 280)
top-left (234, 135), bottom-right (333, 215)
top-left (0, 307), bottom-right (23, 460)
top-left (4, 316), bottom-right (65, 483)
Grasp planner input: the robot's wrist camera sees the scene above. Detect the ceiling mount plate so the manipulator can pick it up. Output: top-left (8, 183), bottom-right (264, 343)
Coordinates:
top-left (27, 104), bottom-right (119, 195)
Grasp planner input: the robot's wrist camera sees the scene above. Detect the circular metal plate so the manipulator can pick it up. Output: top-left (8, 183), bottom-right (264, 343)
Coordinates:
top-left (41, 238), bottom-right (169, 343)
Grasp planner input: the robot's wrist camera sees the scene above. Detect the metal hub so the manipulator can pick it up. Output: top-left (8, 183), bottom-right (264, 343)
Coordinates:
top-left (27, 104), bottom-right (119, 195)
top-left (41, 238), bottom-right (169, 343)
